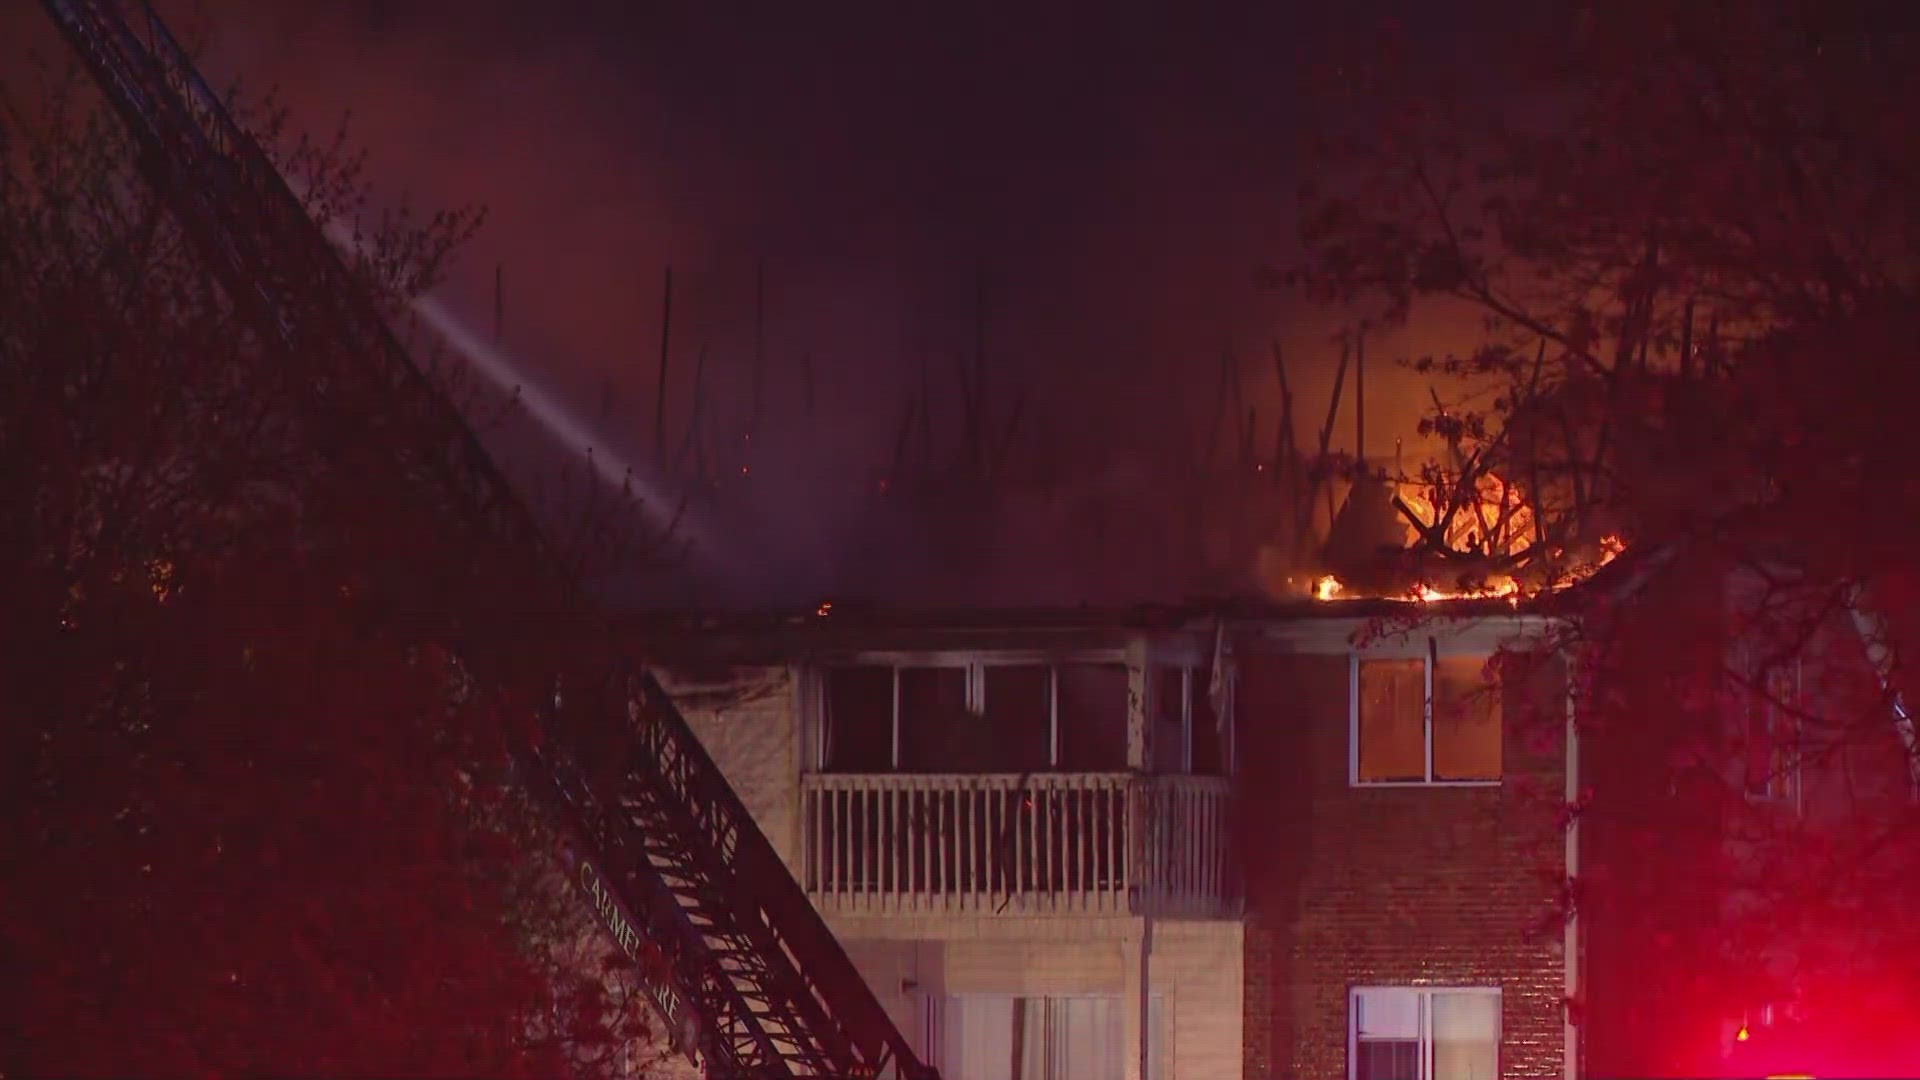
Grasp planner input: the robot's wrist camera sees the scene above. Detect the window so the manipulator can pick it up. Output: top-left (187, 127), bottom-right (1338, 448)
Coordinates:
top-left (1150, 665), bottom-right (1236, 776)
top-left (821, 665), bottom-right (893, 771)
top-left (1352, 651), bottom-right (1502, 785)
top-left (1350, 987), bottom-right (1500, 1080)
top-left (816, 661), bottom-right (1127, 773)
top-left (1055, 663), bottom-right (1130, 770)
top-left (1743, 655), bottom-right (1802, 803)
top-left (930, 993), bottom-right (1166, 1080)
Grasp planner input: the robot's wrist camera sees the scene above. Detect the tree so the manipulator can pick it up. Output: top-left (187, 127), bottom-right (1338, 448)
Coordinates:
top-left (0, 54), bottom-right (659, 1078)
top-left (1293, 1), bottom-right (1920, 1073)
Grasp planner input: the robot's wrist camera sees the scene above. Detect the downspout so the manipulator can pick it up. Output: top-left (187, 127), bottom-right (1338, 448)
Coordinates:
top-left (1843, 581), bottom-right (1920, 800)
top-left (1564, 656), bottom-right (1581, 1080)
top-left (1139, 918), bottom-right (1154, 1080)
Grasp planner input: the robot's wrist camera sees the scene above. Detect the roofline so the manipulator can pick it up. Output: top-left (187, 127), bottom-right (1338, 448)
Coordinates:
top-left (607, 595), bottom-right (1569, 639)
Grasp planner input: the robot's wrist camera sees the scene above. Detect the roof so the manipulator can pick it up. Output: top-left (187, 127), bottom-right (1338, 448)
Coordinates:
top-left (607, 593), bottom-right (1550, 647)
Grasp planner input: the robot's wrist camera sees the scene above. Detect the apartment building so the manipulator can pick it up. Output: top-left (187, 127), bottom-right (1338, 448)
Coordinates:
top-left (624, 600), bottom-right (1575, 1080)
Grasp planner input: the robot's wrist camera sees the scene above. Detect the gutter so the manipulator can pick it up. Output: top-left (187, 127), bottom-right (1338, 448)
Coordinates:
top-left (1565, 657), bottom-right (1582, 1080)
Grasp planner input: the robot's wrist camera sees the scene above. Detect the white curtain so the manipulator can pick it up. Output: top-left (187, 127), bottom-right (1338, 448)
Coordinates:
top-left (1431, 992), bottom-right (1499, 1080)
top-left (938, 995), bottom-right (1016, 1080)
top-left (938, 995), bottom-right (1128, 1080)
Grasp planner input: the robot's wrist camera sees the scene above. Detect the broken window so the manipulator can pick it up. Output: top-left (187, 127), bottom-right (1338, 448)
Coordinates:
top-left (1356, 657), bottom-right (1427, 783)
top-left (1055, 663), bottom-right (1129, 770)
top-left (983, 665), bottom-right (1053, 772)
top-left (821, 665), bottom-right (893, 772)
top-left (1433, 655), bottom-right (1502, 782)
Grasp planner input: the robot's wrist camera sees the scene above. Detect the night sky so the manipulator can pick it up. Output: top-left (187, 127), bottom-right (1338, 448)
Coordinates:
top-left (8, 0), bottom-right (1513, 598)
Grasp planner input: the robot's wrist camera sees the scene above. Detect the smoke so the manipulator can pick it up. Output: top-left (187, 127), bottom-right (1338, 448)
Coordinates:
top-left (27, 0), bottom-right (1501, 611)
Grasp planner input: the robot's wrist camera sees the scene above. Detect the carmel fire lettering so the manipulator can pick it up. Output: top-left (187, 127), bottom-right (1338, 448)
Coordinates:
top-left (579, 860), bottom-right (644, 960)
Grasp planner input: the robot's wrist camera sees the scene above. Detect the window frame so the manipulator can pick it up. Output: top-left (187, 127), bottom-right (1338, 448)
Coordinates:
top-left (1150, 664), bottom-right (1238, 776)
top-left (1741, 650), bottom-right (1805, 809)
top-left (1347, 985), bottom-right (1502, 1080)
top-left (1349, 644), bottom-right (1502, 789)
top-left (813, 658), bottom-right (1109, 772)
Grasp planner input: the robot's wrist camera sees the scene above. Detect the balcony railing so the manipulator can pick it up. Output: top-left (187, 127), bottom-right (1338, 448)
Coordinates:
top-left (800, 772), bottom-right (1237, 918)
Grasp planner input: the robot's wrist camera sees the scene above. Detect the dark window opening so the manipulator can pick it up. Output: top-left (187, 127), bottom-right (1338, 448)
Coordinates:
top-left (1189, 669), bottom-right (1228, 776)
top-left (1151, 665), bottom-right (1186, 773)
top-left (1056, 663), bottom-right (1129, 770)
top-left (822, 665), bottom-right (893, 771)
top-left (896, 667), bottom-right (974, 771)
top-left (983, 665), bottom-right (1052, 772)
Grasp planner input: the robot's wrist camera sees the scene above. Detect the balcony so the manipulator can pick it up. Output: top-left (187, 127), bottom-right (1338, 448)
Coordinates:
top-left (800, 771), bottom-right (1238, 918)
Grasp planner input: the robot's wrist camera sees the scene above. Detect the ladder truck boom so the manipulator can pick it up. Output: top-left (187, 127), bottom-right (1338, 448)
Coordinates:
top-left (37, 2), bottom-right (934, 1076)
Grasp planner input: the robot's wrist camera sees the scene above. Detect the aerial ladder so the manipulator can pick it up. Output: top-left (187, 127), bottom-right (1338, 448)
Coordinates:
top-left (38, 2), bottom-right (936, 1077)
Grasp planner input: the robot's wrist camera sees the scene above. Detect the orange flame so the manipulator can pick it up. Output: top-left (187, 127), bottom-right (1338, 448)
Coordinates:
top-left (1307, 470), bottom-right (1625, 605)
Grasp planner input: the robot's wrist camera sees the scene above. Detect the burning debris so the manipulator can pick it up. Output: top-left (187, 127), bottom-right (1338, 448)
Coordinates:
top-left (1298, 466), bottom-right (1624, 605)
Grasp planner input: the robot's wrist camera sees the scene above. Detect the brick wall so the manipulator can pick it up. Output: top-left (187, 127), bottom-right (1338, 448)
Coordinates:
top-left (1238, 645), bottom-right (1568, 1080)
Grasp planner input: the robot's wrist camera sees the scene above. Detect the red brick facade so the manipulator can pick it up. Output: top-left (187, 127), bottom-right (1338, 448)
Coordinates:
top-left (1237, 644), bottom-right (1570, 1079)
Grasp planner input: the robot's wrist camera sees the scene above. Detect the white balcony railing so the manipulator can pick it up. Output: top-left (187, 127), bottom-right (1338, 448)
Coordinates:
top-left (800, 772), bottom-right (1237, 918)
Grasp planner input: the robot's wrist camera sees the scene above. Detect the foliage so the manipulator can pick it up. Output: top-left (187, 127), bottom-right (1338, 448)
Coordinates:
top-left (1295, 1), bottom-right (1920, 1072)
top-left (0, 58), bottom-right (655, 1077)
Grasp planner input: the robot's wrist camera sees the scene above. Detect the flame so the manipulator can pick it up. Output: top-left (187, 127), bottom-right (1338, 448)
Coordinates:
top-left (1409, 574), bottom-right (1522, 604)
top-left (1311, 543), bottom-right (1617, 607)
top-left (1597, 534), bottom-right (1624, 565)
top-left (1306, 469), bottom-right (1626, 605)
top-left (815, 601), bottom-right (834, 618)
top-left (1397, 471), bottom-right (1537, 557)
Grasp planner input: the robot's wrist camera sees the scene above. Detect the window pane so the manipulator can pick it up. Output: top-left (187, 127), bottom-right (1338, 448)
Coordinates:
top-left (1355, 1040), bottom-right (1419, 1080)
top-left (1358, 658), bottom-right (1426, 782)
top-left (898, 667), bottom-right (977, 771)
top-left (1355, 990), bottom-right (1422, 1080)
top-left (1432, 991), bottom-right (1500, 1080)
top-left (1042, 996), bottom-right (1123, 1080)
top-left (982, 665), bottom-right (1053, 771)
top-left (1056, 663), bottom-right (1128, 770)
top-left (1355, 988), bottom-right (1421, 1039)
top-left (1433, 655), bottom-right (1502, 781)
top-left (1190, 667), bottom-right (1228, 776)
top-left (822, 666), bottom-right (893, 771)
top-left (938, 995), bottom-right (1016, 1080)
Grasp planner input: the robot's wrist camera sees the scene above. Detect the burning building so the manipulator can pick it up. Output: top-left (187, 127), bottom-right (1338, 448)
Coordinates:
top-left (611, 597), bottom-right (1578, 1079)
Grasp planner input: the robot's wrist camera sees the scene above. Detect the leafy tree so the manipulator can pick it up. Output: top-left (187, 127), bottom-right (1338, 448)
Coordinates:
top-left (0, 55), bottom-right (659, 1079)
top-left (1294, 1), bottom-right (1920, 1073)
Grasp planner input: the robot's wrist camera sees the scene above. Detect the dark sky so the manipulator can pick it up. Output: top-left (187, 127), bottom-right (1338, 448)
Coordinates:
top-left (124, 0), bottom-right (1497, 465)
top-left (10, 0), bottom-right (1511, 600)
